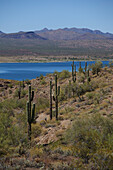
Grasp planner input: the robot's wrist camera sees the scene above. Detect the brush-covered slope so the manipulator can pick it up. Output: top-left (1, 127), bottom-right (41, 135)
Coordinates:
top-left (0, 63), bottom-right (113, 169)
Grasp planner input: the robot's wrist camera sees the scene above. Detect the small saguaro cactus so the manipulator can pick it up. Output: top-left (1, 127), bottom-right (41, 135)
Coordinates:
top-left (50, 80), bottom-right (53, 120)
top-left (71, 61), bottom-right (74, 80)
top-left (27, 85), bottom-right (35, 141)
top-left (22, 80), bottom-right (25, 89)
top-left (54, 74), bottom-right (60, 120)
top-left (71, 61), bottom-right (76, 83)
top-left (18, 88), bottom-right (21, 99)
top-left (18, 83), bottom-right (21, 99)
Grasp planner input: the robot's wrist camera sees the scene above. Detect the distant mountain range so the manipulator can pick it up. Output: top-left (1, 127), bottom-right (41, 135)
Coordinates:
top-left (35, 28), bottom-right (113, 40)
top-left (0, 28), bottom-right (113, 40)
top-left (0, 31), bottom-right (47, 40)
top-left (0, 28), bottom-right (113, 58)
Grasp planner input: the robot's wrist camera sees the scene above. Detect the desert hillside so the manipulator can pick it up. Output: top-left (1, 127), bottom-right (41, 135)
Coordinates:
top-left (0, 62), bottom-right (113, 169)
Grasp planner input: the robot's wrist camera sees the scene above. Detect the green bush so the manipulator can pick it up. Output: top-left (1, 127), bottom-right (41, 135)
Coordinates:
top-left (65, 114), bottom-right (113, 167)
top-left (90, 61), bottom-right (102, 75)
top-left (24, 79), bottom-right (31, 85)
top-left (59, 70), bottom-right (71, 79)
top-left (53, 70), bottom-right (71, 80)
top-left (0, 112), bottom-right (27, 156)
top-left (36, 97), bottom-right (49, 112)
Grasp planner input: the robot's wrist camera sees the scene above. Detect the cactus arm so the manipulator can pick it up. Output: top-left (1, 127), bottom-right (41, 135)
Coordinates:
top-left (58, 86), bottom-right (60, 96)
top-left (31, 103), bottom-right (35, 123)
top-left (31, 91), bottom-right (34, 101)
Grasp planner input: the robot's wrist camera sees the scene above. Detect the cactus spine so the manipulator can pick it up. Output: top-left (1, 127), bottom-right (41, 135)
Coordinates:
top-left (55, 74), bottom-right (60, 120)
top-left (27, 85), bottom-right (35, 141)
top-left (50, 80), bottom-right (53, 120)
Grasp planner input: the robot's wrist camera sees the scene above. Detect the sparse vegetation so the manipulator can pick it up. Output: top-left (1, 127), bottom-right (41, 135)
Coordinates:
top-left (0, 64), bottom-right (113, 169)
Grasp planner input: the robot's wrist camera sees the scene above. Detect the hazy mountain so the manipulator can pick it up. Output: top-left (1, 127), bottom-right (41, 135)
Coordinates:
top-left (0, 28), bottom-right (113, 40)
top-left (0, 28), bottom-right (113, 57)
top-left (0, 31), bottom-right (47, 40)
top-left (0, 31), bottom-right (4, 35)
top-left (35, 27), bottom-right (113, 40)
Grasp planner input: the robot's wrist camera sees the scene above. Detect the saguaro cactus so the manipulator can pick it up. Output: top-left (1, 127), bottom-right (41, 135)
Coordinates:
top-left (79, 61), bottom-right (83, 73)
top-left (18, 87), bottom-right (21, 99)
top-left (71, 61), bottom-right (74, 80)
top-left (71, 61), bottom-right (76, 83)
top-left (22, 80), bottom-right (25, 89)
top-left (85, 62), bottom-right (87, 76)
top-left (68, 80), bottom-right (72, 98)
top-left (27, 85), bottom-right (35, 141)
top-left (87, 69), bottom-right (91, 83)
top-left (54, 74), bottom-right (60, 120)
top-left (50, 80), bottom-right (53, 120)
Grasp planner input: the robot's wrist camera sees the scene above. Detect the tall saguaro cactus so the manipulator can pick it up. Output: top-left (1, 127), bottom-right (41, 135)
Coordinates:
top-left (71, 61), bottom-right (74, 80)
top-left (85, 62), bottom-right (87, 76)
top-left (87, 69), bottom-right (91, 83)
top-left (54, 74), bottom-right (60, 120)
top-left (27, 85), bottom-right (35, 141)
top-left (50, 80), bottom-right (53, 120)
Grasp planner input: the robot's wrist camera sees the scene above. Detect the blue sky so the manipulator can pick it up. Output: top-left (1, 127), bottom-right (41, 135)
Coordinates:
top-left (0, 0), bottom-right (113, 33)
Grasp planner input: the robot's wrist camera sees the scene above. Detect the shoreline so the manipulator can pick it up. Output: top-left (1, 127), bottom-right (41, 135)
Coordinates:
top-left (0, 55), bottom-right (113, 63)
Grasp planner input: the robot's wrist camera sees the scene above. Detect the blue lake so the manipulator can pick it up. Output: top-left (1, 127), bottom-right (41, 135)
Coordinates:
top-left (0, 61), bottom-right (110, 81)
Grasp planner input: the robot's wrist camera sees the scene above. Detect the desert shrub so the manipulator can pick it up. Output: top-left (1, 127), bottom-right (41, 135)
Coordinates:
top-left (31, 124), bottom-right (42, 138)
top-left (59, 70), bottom-right (71, 79)
top-left (21, 89), bottom-right (27, 97)
top-left (65, 114), bottom-right (113, 167)
top-left (109, 61), bottom-right (113, 67)
top-left (17, 98), bottom-right (26, 109)
top-left (53, 70), bottom-right (60, 77)
top-left (40, 79), bottom-right (46, 85)
top-left (8, 83), bottom-right (13, 88)
top-left (59, 88), bottom-right (67, 102)
top-left (77, 73), bottom-right (85, 83)
top-left (78, 67), bottom-right (84, 73)
top-left (14, 89), bottom-right (27, 98)
top-left (36, 97), bottom-right (49, 112)
top-left (25, 79), bottom-right (31, 85)
top-left (90, 61), bottom-right (102, 75)
top-left (0, 112), bottom-right (27, 156)
top-left (53, 70), bottom-right (71, 80)
top-left (86, 92), bottom-right (94, 100)
top-left (39, 74), bottom-right (46, 85)
top-left (9, 89), bottom-right (12, 94)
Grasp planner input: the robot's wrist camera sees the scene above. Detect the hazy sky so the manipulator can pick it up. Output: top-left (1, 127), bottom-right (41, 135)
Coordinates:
top-left (0, 0), bottom-right (113, 33)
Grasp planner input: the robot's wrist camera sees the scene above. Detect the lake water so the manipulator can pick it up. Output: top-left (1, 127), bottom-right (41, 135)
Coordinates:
top-left (0, 61), bottom-right (109, 81)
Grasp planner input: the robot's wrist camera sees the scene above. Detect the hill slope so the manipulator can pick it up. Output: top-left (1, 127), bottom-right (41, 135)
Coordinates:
top-left (0, 31), bottom-right (47, 40)
top-left (0, 64), bottom-right (113, 169)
